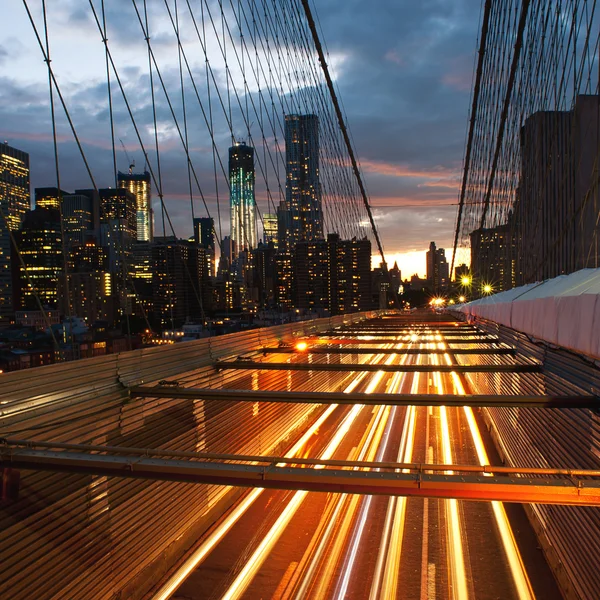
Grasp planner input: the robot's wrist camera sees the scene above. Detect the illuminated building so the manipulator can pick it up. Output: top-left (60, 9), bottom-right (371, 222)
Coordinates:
top-left (229, 142), bottom-right (256, 254)
top-left (426, 241), bottom-right (449, 292)
top-left (470, 221), bottom-right (518, 293)
top-left (280, 114), bottom-right (322, 252)
top-left (294, 234), bottom-right (371, 315)
top-left (0, 142), bottom-right (30, 320)
top-left (295, 238), bottom-right (328, 312)
top-left (275, 253), bottom-right (293, 310)
top-left (96, 188), bottom-right (136, 282)
top-left (131, 242), bottom-right (154, 319)
top-left (62, 192), bottom-right (99, 247)
top-left (35, 187), bottom-right (68, 211)
top-left (263, 213), bottom-right (278, 248)
top-left (118, 171), bottom-right (153, 242)
top-left (152, 238), bottom-right (212, 328)
top-left (14, 207), bottom-right (63, 310)
top-left (326, 234), bottom-right (371, 315)
top-left (193, 216), bottom-right (215, 276)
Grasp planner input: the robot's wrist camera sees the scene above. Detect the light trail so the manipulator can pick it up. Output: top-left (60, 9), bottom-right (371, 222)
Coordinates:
top-left (371, 356), bottom-right (420, 599)
top-left (290, 349), bottom-right (403, 599)
top-left (220, 403), bottom-right (366, 600)
top-left (442, 351), bottom-right (535, 600)
top-left (152, 352), bottom-right (387, 600)
top-left (218, 348), bottom-right (396, 600)
top-left (436, 347), bottom-right (469, 600)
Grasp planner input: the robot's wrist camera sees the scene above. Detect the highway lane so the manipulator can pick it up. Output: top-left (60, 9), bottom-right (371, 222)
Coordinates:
top-left (158, 318), bottom-right (561, 599)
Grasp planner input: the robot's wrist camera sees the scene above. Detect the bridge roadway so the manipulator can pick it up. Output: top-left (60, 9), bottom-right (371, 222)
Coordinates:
top-left (153, 315), bottom-right (561, 599)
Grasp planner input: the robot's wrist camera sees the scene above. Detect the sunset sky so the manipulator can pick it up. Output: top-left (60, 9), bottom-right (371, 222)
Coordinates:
top-left (0, 1), bottom-right (480, 279)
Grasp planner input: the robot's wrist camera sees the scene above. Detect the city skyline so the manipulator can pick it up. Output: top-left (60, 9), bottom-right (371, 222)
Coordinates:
top-left (0, 2), bottom-right (479, 279)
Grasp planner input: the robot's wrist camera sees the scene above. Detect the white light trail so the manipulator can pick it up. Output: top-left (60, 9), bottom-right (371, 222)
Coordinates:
top-left (151, 353), bottom-right (387, 600)
top-left (443, 352), bottom-right (535, 600)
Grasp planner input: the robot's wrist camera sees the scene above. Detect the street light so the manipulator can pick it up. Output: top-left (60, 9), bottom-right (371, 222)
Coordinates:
top-left (482, 283), bottom-right (493, 295)
top-left (459, 295), bottom-right (466, 303)
top-left (461, 275), bottom-right (472, 287)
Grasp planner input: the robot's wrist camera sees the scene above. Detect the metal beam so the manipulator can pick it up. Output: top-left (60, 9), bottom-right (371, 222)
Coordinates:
top-left (214, 361), bottom-right (540, 373)
top-left (5, 438), bottom-right (599, 477)
top-left (262, 347), bottom-right (517, 356)
top-left (319, 333), bottom-right (499, 340)
top-left (3, 447), bottom-right (599, 506)
top-left (127, 387), bottom-right (597, 408)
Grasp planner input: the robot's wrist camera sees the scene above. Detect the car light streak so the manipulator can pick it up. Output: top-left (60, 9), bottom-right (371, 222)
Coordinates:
top-left (436, 350), bottom-right (469, 600)
top-left (370, 358), bottom-right (419, 599)
top-left (152, 355), bottom-right (389, 600)
top-left (333, 404), bottom-right (394, 599)
top-left (219, 349), bottom-right (394, 600)
top-left (293, 350), bottom-right (403, 599)
top-left (443, 350), bottom-right (535, 600)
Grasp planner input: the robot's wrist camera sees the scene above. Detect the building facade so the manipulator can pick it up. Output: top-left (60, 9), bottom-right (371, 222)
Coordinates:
top-left (14, 207), bottom-right (63, 310)
top-left (294, 234), bottom-right (371, 315)
top-left (426, 241), bottom-right (449, 292)
top-left (516, 95), bottom-right (600, 284)
top-left (229, 143), bottom-right (256, 255)
top-left (280, 114), bottom-right (323, 251)
top-left (0, 142), bottom-right (30, 320)
top-left (118, 171), bottom-right (153, 242)
top-left (470, 221), bottom-right (518, 293)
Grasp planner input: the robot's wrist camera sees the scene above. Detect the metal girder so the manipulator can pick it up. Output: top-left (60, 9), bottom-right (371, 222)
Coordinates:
top-left (214, 361), bottom-right (541, 373)
top-left (127, 386), bottom-right (597, 408)
top-left (319, 333), bottom-right (499, 341)
top-left (2, 447), bottom-right (599, 506)
top-left (262, 347), bottom-right (517, 356)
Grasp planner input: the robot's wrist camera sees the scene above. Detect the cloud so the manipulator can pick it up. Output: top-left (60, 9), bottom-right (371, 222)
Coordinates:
top-left (0, 0), bottom-right (479, 260)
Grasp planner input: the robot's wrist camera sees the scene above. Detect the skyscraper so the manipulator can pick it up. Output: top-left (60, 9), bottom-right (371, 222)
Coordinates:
top-left (263, 213), bottom-right (278, 248)
top-left (0, 142), bottom-right (30, 320)
top-left (118, 170), bottom-right (153, 242)
top-left (516, 95), bottom-right (600, 283)
top-left (229, 142), bottom-right (256, 254)
top-left (426, 241), bottom-right (449, 292)
top-left (62, 192), bottom-right (100, 247)
top-left (35, 187), bottom-right (68, 211)
top-left (14, 207), bottom-right (63, 310)
top-left (281, 114), bottom-right (322, 251)
top-left (193, 216), bottom-right (215, 276)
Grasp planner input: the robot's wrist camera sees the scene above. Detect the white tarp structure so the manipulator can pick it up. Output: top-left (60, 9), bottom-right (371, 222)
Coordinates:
top-left (457, 268), bottom-right (600, 360)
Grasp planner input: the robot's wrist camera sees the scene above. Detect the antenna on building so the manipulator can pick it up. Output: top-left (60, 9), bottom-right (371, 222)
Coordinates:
top-left (119, 139), bottom-right (135, 174)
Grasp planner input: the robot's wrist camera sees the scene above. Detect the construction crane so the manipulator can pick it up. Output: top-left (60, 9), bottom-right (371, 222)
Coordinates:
top-left (119, 139), bottom-right (135, 175)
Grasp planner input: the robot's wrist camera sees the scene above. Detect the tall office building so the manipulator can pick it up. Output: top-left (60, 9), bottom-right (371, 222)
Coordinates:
top-left (281, 114), bottom-right (322, 251)
top-left (193, 216), bottom-right (215, 276)
top-left (14, 207), bottom-right (63, 310)
top-left (229, 142), bottom-right (256, 254)
top-left (294, 234), bottom-right (371, 315)
top-left (0, 142), bottom-right (30, 320)
top-left (470, 219), bottom-right (518, 293)
top-left (516, 95), bottom-right (600, 283)
top-left (426, 241), bottom-right (449, 292)
top-left (62, 192), bottom-right (99, 247)
top-left (92, 188), bottom-right (137, 301)
top-left (118, 170), bottom-right (153, 242)
top-left (35, 187), bottom-right (68, 211)
top-left (263, 213), bottom-right (278, 249)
